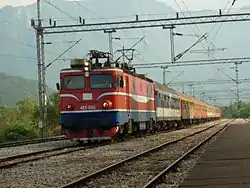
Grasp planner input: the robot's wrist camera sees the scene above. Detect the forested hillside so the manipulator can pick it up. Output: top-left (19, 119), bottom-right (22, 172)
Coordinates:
top-left (0, 72), bottom-right (54, 106)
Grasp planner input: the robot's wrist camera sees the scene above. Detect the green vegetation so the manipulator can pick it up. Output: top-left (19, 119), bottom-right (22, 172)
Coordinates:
top-left (221, 101), bottom-right (250, 118)
top-left (0, 72), bottom-right (54, 106)
top-left (0, 72), bottom-right (38, 106)
top-left (0, 93), bottom-right (61, 142)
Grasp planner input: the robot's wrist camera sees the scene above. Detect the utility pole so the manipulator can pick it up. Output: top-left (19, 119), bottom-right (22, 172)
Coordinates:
top-left (170, 26), bottom-right (175, 63)
top-left (188, 84), bottom-right (193, 96)
top-left (192, 87), bottom-right (195, 98)
top-left (104, 29), bottom-right (116, 58)
top-left (41, 33), bottom-right (47, 137)
top-left (163, 25), bottom-right (176, 64)
top-left (235, 62), bottom-right (241, 114)
top-left (161, 66), bottom-right (168, 86)
top-left (33, 0), bottom-right (46, 138)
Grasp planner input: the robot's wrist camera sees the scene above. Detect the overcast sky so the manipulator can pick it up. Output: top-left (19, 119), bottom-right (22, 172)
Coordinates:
top-left (163, 0), bottom-right (250, 10)
top-left (0, 0), bottom-right (250, 10)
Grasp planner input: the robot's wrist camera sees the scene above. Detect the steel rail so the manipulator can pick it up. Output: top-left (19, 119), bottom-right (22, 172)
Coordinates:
top-left (143, 120), bottom-right (233, 188)
top-left (0, 121), bottom-right (221, 170)
top-left (60, 120), bottom-right (230, 188)
top-left (0, 135), bottom-right (67, 148)
top-left (0, 143), bottom-right (103, 169)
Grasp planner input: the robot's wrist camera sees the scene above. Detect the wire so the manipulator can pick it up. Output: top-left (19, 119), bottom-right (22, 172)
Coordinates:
top-left (44, 0), bottom-right (123, 50)
top-left (209, 0), bottom-right (235, 42)
top-left (173, 0), bottom-right (208, 52)
top-left (73, 0), bottom-right (123, 49)
top-left (0, 53), bottom-right (37, 60)
top-left (44, 0), bottom-right (77, 21)
top-left (45, 39), bottom-right (82, 69)
top-left (75, 1), bottom-right (101, 18)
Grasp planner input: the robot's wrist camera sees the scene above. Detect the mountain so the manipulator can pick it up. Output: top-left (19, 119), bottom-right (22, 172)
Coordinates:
top-left (0, 0), bottom-right (250, 105)
top-left (0, 72), bottom-right (54, 106)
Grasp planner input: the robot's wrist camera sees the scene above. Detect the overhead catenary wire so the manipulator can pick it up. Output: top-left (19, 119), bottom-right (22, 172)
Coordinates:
top-left (45, 39), bottom-right (82, 69)
top-left (210, 0), bottom-right (237, 42)
top-left (173, 0), bottom-right (209, 52)
top-left (44, 0), bottom-right (123, 49)
top-left (74, 0), bottom-right (125, 49)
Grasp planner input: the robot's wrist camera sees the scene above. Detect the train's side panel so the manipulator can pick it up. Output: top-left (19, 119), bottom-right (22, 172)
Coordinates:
top-left (126, 73), bottom-right (156, 123)
top-left (155, 82), bottom-right (181, 122)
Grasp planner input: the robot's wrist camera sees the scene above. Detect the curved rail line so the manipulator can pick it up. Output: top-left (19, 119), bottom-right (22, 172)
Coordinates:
top-left (0, 136), bottom-right (67, 148)
top-left (142, 120), bottom-right (232, 188)
top-left (60, 119), bottom-right (232, 188)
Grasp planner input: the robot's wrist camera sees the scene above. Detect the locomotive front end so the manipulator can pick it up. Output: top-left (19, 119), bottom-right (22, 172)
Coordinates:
top-left (58, 57), bottom-right (122, 141)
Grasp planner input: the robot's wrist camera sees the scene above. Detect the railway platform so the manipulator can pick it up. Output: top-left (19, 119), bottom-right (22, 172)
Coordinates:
top-left (180, 119), bottom-right (250, 188)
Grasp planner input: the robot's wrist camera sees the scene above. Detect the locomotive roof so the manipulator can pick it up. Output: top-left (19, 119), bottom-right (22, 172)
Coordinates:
top-left (154, 81), bottom-right (179, 96)
top-left (60, 67), bottom-right (155, 83)
top-left (178, 91), bottom-right (220, 109)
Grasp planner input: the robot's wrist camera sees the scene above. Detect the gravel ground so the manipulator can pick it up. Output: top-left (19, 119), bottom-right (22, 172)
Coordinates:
top-left (82, 122), bottom-right (227, 188)
top-left (156, 125), bottom-right (225, 188)
top-left (0, 120), bottom-right (226, 188)
top-left (0, 139), bottom-right (77, 158)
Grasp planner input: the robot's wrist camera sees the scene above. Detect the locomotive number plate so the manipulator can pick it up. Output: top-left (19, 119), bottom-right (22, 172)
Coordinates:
top-left (83, 93), bottom-right (93, 100)
top-left (80, 105), bottom-right (96, 110)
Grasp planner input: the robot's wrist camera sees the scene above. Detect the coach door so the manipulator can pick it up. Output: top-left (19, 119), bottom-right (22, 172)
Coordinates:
top-left (125, 76), bottom-right (131, 116)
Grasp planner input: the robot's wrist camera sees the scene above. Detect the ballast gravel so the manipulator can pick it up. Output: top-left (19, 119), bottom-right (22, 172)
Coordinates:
top-left (156, 127), bottom-right (223, 188)
top-left (83, 122), bottom-right (226, 188)
top-left (0, 140), bottom-right (76, 158)
top-left (0, 120), bottom-right (225, 188)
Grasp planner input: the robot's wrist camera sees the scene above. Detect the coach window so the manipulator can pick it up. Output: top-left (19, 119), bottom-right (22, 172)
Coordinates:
top-left (132, 81), bottom-right (136, 93)
top-left (63, 75), bottom-right (85, 90)
top-left (90, 75), bottom-right (113, 89)
top-left (167, 97), bottom-right (170, 108)
top-left (148, 85), bottom-right (151, 96)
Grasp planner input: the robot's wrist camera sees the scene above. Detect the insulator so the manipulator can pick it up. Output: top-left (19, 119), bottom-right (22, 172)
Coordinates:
top-left (136, 15), bottom-right (139, 21)
top-left (31, 19), bottom-right (35, 27)
top-left (79, 17), bottom-right (82, 24)
top-left (54, 21), bottom-right (56, 27)
top-left (219, 9), bottom-right (222, 16)
top-left (49, 18), bottom-right (52, 25)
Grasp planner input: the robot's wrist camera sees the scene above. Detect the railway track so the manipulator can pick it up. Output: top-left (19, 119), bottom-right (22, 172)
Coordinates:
top-left (0, 121), bottom-right (220, 170)
top-left (60, 119), bottom-right (232, 188)
top-left (0, 143), bottom-right (103, 169)
top-left (143, 121), bottom-right (232, 188)
top-left (0, 135), bottom-right (67, 148)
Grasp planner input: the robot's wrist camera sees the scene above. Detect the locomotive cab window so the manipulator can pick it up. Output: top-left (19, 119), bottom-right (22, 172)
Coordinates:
top-left (63, 75), bottom-right (85, 90)
top-left (90, 75), bottom-right (113, 89)
top-left (116, 76), bottom-right (124, 88)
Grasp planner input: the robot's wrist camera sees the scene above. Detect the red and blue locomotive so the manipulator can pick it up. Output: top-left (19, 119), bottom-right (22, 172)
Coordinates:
top-left (58, 50), bottom-right (156, 142)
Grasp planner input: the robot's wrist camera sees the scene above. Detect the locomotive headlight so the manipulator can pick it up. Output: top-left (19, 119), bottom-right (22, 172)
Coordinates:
top-left (84, 67), bottom-right (89, 71)
top-left (66, 104), bottom-right (73, 110)
top-left (84, 61), bottom-right (89, 66)
top-left (102, 101), bottom-right (112, 109)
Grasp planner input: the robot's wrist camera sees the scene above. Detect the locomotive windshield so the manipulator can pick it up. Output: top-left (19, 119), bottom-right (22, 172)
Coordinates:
top-left (63, 75), bottom-right (85, 90)
top-left (90, 75), bottom-right (113, 89)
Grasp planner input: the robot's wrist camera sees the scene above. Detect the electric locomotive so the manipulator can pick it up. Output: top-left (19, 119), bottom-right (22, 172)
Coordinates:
top-left (57, 50), bottom-right (156, 142)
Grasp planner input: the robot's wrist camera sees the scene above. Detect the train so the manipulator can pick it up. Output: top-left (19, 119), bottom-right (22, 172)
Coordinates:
top-left (57, 50), bottom-right (221, 142)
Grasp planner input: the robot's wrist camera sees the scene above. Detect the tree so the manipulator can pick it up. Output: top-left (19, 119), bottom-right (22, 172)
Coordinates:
top-left (33, 92), bottom-right (61, 136)
top-left (222, 100), bottom-right (250, 118)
